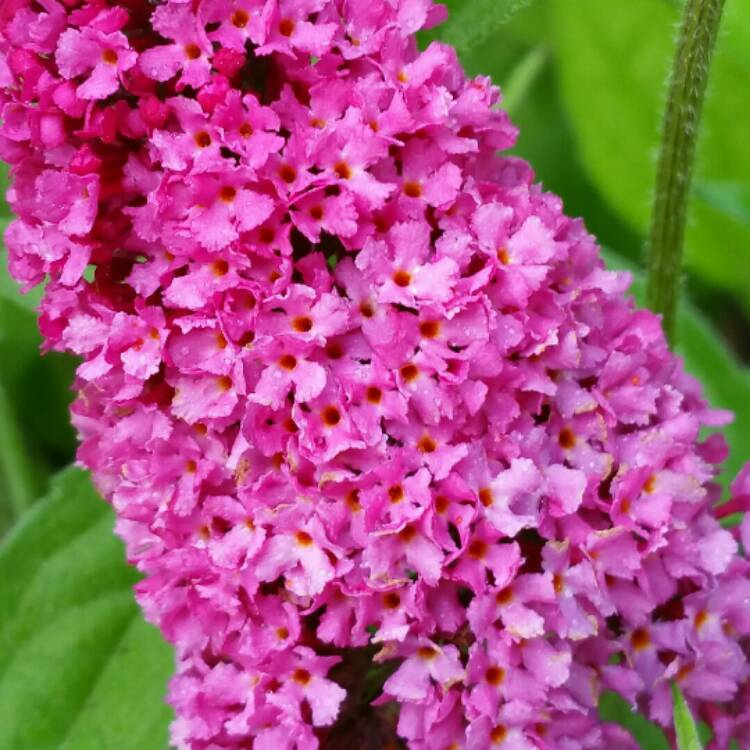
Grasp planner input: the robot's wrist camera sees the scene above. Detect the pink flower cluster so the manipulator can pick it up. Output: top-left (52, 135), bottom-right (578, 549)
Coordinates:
top-left (2, 1), bottom-right (750, 748)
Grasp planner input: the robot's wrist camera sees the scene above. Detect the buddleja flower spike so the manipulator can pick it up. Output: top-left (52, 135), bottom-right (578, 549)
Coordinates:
top-left (1, 1), bottom-right (748, 748)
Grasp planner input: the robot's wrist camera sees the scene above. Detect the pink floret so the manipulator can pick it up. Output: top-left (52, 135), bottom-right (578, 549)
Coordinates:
top-left (56, 25), bottom-right (136, 100)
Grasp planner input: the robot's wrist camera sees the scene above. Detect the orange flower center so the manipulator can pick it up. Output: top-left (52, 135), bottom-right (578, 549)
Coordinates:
top-left (292, 315), bottom-right (313, 333)
top-left (479, 487), bottom-right (493, 507)
top-left (558, 427), bottom-right (576, 449)
top-left (403, 181), bottom-right (422, 198)
top-left (417, 434), bottom-right (437, 453)
top-left (321, 405), bottom-right (341, 427)
top-left (211, 259), bottom-right (229, 276)
top-left (392, 269), bottom-right (411, 287)
top-left (468, 539), bottom-right (487, 559)
top-left (388, 485), bottom-right (405, 503)
top-left (279, 18), bottom-right (295, 36)
top-left (419, 320), bottom-right (440, 338)
top-left (400, 363), bottom-right (418, 382)
top-left (334, 161), bottom-right (352, 180)
top-left (631, 628), bottom-right (651, 651)
top-left (366, 386), bottom-right (383, 404)
top-left (485, 666), bottom-right (505, 686)
top-left (278, 164), bottom-right (297, 183)
top-left (383, 592), bottom-right (401, 609)
top-left (219, 186), bottom-right (237, 203)
top-left (292, 668), bottom-right (311, 685)
top-left (231, 9), bottom-right (249, 28)
top-left (184, 43), bottom-right (202, 60)
top-left (194, 130), bottom-right (212, 148)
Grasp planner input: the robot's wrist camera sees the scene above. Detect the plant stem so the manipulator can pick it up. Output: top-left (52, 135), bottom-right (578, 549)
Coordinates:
top-left (646, 0), bottom-right (725, 344)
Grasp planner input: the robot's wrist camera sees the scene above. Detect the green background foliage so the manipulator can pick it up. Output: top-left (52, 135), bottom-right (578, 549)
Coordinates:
top-left (0, 469), bottom-right (172, 750)
top-left (1, 1), bottom-right (748, 748)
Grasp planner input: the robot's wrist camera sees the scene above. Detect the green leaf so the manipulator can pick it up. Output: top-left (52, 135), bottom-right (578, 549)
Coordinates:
top-left (0, 162), bottom-right (10, 217)
top-left (0, 236), bottom-right (46, 524)
top-left (599, 691), bottom-right (671, 749)
top-left (424, 3), bottom-right (643, 260)
top-left (0, 219), bottom-right (77, 501)
top-left (420, 0), bottom-right (535, 51)
top-left (695, 181), bottom-right (750, 227)
top-left (673, 683), bottom-right (703, 750)
top-left (0, 253), bottom-right (42, 314)
top-left (501, 44), bottom-right (549, 114)
top-left (0, 467), bottom-right (174, 750)
top-left (552, 0), bottom-right (750, 311)
top-left (0, 379), bottom-right (43, 526)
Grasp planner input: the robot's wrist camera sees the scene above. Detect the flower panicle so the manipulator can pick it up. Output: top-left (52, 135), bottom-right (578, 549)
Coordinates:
top-left (1, 1), bottom-right (749, 749)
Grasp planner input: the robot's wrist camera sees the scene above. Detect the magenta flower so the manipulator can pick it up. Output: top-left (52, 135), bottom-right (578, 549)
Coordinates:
top-left (139, 4), bottom-right (213, 89)
top-left (1, 1), bottom-right (749, 749)
top-left (55, 24), bottom-right (136, 101)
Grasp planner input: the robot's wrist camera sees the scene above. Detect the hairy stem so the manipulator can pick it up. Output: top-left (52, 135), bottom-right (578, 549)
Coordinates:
top-left (646, 0), bottom-right (726, 344)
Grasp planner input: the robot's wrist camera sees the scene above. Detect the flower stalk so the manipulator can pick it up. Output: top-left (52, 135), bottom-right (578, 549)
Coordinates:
top-left (646, 0), bottom-right (726, 344)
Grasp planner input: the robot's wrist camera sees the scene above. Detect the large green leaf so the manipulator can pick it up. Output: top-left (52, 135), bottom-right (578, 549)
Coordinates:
top-left (424, 2), bottom-right (642, 259)
top-left (552, 0), bottom-right (750, 309)
top-left (420, 0), bottom-right (535, 51)
top-left (696, 181), bottom-right (750, 228)
top-left (1, 170), bottom-right (77, 478)
top-left (0, 467), bottom-right (174, 750)
top-left (0, 220), bottom-right (77, 526)
top-left (0, 378), bottom-right (43, 527)
top-left (0, 162), bottom-right (10, 216)
top-left (601, 248), bottom-right (750, 487)
top-left (0, 232), bottom-right (46, 524)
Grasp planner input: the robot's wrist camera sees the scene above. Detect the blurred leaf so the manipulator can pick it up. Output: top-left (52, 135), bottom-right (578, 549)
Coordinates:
top-left (421, 0), bottom-right (535, 50)
top-left (1, 178), bottom-right (42, 315)
top-left (425, 2), bottom-right (642, 258)
top-left (0, 251), bottom-right (42, 313)
top-left (601, 247), bottom-right (750, 486)
top-left (552, 0), bottom-right (750, 309)
top-left (0, 379), bottom-right (43, 527)
top-left (599, 690), bottom-right (671, 749)
top-left (502, 44), bottom-right (548, 114)
top-left (0, 223), bottom-right (46, 525)
top-left (1, 221), bottom-right (77, 478)
top-left (0, 467), bottom-right (174, 750)
top-left (673, 683), bottom-right (703, 750)
top-left (696, 181), bottom-right (750, 227)
top-left (0, 162), bottom-right (9, 215)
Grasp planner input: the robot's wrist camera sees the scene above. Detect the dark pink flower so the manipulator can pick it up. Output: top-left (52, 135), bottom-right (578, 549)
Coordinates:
top-left (139, 4), bottom-right (212, 89)
top-left (55, 26), bottom-right (136, 100)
